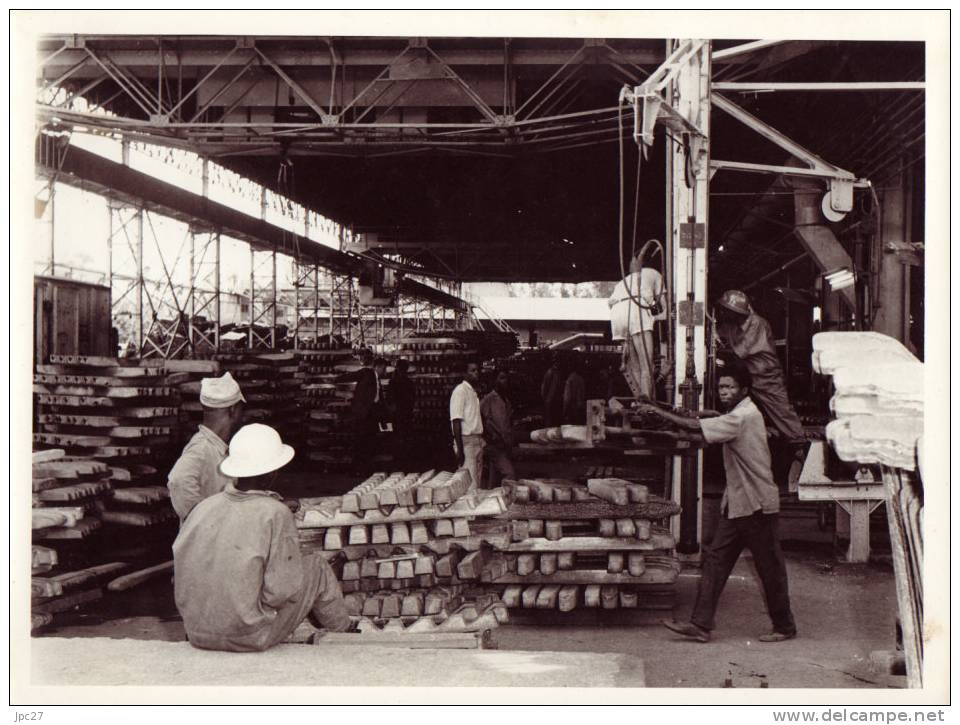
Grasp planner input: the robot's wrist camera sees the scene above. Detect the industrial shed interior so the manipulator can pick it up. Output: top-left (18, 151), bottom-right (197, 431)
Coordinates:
top-left (27, 32), bottom-right (928, 691)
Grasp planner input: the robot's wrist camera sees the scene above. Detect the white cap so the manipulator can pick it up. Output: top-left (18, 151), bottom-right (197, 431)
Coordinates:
top-left (220, 424), bottom-right (295, 478)
top-left (200, 372), bottom-right (246, 409)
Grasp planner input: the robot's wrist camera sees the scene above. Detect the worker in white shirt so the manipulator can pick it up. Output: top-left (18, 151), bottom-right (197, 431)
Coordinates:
top-left (608, 249), bottom-right (666, 400)
top-left (167, 372), bottom-right (246, 522)
top-left (449, 360), bottom-right (484, 492)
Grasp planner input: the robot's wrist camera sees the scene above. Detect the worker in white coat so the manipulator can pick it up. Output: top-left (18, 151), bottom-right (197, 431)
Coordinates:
top-left (609, 252), bottom-right (666, 400)
top-left (167, 372), bottom-right (246, 522)
top-left (173, 424), bottom-right (352, 652)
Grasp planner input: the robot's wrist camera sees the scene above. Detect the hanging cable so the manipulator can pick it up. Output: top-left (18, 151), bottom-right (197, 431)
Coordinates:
top-left (617, 95), bottom-right (671, 401)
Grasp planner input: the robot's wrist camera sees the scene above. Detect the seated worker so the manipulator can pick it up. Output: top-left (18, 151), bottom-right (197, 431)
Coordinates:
top-left (639, 364), bottom-right (796, 644)
top-left (173, 423), bottom-right (352, 652)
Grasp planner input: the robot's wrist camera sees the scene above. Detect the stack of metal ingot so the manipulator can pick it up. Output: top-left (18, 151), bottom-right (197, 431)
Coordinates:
top-left (30, 448), bottom-right (131, 632)
top-left (813, 332), bottom-right (923, 470)
top-left (296, 346), bottom-right (356, 470)
top-left (448, 329), bottom-right (518, 361)
top-left (486, 478), bottom-right (682, 614)
top-left (214, 352), bottom-right (301, 442)
top-left (812, 331), bottom-right (924, 687)
top-left (33, 355), bottom-right (181, 538)
top-left (296, 469), bottom-right (509, 633)
top-left (398, 336), bottom-right (476, 437)
top-left (162, 359), bottom-right (221, 448)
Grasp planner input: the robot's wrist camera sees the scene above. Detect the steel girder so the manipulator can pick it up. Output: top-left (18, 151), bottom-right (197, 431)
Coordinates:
top-left (36, 37), bottom-right (669, 156)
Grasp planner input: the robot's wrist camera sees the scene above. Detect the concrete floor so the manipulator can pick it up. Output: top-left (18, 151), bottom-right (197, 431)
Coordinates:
top-left (32, 462), bottom-right (904, 689)
top-left (37, 547), bottom-right (904, 689)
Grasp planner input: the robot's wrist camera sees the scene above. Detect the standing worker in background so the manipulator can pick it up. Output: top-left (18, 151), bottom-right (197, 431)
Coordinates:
top-left (173, 423), bottom-right (352, 652)
top-left (714, 290), bottom-right (805, 445)
top-left (450, 360), bottom-right (484, 492)
top-left (480, 369), bottom-right (516, 488)
top-left (609, 249), bottom-right (666, 400)
top-left (167, 372), bottom-right (246, 522)
top-left (639, 364), bottom-right (797, 644)
top-left (388, 358), bottom-right (416, 470)
top-left (349, 350), bottom-right (385, 473)
top-left (562, 353), bottom-right (587, 425)
top-left (540, 354), bottom-right (564, 427)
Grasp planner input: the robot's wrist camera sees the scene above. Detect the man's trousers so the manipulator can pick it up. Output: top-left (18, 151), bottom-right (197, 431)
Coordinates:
top-left (690, 511), bottom-right (796, 636)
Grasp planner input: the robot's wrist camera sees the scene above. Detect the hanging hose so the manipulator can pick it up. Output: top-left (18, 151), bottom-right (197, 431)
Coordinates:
top-left (617, 97), bottom-right (672, 402)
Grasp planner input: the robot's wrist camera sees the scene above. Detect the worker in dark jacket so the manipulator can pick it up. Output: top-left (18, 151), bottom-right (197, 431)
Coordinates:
top-left (388, 358), bottom-right (416, 469)
top-left (540, 355), bottom-right (563, 427)
top-left (480, 369), bottom-right (516, 488)
top-left (715, 290), bottom-right (804, 444)
top-left (350, 350), bottom-right (385, 472)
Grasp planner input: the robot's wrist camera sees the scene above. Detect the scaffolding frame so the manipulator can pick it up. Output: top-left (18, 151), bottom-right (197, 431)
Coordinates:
top-left (188, 227), bottom-right (221, 354)
top-left (248, 246), bottom-right (278, 349)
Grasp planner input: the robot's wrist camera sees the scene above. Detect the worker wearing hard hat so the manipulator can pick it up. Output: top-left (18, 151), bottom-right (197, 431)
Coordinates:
top-left (714, 290), bottom-right (805, 444)
top-left (167, 372), bottom-right (246, 522)
top-left (173, 424), bottom-right (352, 652)
top-left (608, 253), bottom-right (666, 399)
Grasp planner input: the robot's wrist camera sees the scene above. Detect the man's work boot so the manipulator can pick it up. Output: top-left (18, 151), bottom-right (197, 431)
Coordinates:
top-left (662, 619), bottom-right (710, 642)
top-left (758, 630), bottom-right (797, 643)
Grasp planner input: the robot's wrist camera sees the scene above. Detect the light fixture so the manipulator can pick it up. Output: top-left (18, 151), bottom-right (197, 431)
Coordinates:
top-left (823, 267), bottom-right (856, 292)
top-left (718, 244), bottom-right (725, 252)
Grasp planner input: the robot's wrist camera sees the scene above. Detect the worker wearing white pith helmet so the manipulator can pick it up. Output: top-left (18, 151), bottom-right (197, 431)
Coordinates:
top-left (173, 423), bottom-right (352, 652)
top-left (714, 290), bottom-right (805, 444)
top-left (167, 372), bottom-right (246, 522)
top-left (608, 251), bottom-right (666, 399)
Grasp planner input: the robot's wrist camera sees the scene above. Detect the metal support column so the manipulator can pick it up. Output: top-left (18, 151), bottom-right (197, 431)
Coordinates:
top-left (214, 234), bottom-right (221, 352)
top-left (48, 182), bottom-right (56, 274)
top-left (248, 245), bottom-right (255, 350)
top-left (314, 263), bottom-right (321, 343)
top-left (107, 200), bottom-right (145, 356)
top-left (873, 160), bottom-right (916, 350)
top-left (667, 40), bottom-right (711, 556)
top-left (188, 228), bottom-right (221, 355)
top-left (270, 250), bottom-right (277, 348)
top-left (135, 206), bottom-right (144, 356)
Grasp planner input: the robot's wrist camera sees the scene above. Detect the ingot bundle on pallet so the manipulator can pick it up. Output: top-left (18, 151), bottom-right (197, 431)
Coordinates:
top-left (32, 356), bottom-right (180, 596)
top-left (811, 331), bottom-right (925, 687)
top-left (30, 449), bottom-right (131, 632)
top-left (480, 478), bottom-right (683, 613)
top-left (34, 355), bottom-right (179, 464)
top-left (34, 355), bottom-right (180, 506)
top-left (296, 469), bottom-right (508, 634)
